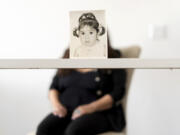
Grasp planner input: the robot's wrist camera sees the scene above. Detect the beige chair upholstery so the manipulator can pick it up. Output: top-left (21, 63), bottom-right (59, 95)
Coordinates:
top-left (99, 45), bottom-right (141, 135)
top-left (27, 131), bottom-right (36, 135)
top-left (27, 46), bottom-right (141, 135)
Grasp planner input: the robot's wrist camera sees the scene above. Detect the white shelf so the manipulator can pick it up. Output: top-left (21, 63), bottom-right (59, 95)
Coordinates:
top-left (0, 59), bottom-right (180, 69)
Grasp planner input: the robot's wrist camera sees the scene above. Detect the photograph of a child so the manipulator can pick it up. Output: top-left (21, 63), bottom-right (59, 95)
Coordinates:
top-left (70, 10), bottom-right (107, 59)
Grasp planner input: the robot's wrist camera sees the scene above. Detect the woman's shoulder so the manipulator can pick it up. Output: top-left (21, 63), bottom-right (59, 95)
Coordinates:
top-left (55, 69), bottom-right (75, 78)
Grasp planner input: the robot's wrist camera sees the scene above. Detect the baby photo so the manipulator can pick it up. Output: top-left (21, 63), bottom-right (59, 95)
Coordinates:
top-left (69, 10), bottom-right (107, 59)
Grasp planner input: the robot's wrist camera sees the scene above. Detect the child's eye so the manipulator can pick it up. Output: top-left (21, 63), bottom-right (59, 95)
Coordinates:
top-left (90, 32), bottom-right (93, 34)
top-left (80, 32), bottom-right (85, 35)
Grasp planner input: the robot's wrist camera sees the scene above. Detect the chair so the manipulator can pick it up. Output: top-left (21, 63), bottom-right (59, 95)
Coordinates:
top-left (27, 45), bottom-right (141, 135)
top-left (99, 45), bottom-right (141, 135)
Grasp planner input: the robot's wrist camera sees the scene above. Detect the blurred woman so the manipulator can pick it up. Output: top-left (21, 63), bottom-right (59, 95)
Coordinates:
top-left (36, 40), bottom-right (127, 135)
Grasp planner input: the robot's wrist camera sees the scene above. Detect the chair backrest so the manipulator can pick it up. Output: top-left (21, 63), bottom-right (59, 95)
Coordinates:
top-left (120, 45), bottom-right (141, 118)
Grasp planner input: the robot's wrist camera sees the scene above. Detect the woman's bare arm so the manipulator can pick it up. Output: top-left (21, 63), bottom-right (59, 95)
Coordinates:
top-left (48, 89), bottom-right (61, 106)
top-left (89, 94), bottom-right (113, 112)
top-left (71, 94), bottom-right (113, 120)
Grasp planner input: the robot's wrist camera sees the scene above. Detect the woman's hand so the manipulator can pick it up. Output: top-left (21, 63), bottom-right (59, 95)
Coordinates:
top-left (52, 103), bottom-right (67, 118)
top-left (71, 104), bottom-right (96, 120)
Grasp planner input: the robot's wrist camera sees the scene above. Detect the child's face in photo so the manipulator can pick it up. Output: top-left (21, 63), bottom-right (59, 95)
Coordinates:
top-left (79, 25), bottom-right (97, 47)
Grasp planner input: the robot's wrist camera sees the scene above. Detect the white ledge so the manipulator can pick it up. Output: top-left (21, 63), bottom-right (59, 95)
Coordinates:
top-left (0, 59), bottom-right (180, 69)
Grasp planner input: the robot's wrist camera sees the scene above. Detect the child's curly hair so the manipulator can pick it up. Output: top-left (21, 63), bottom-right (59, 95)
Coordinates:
top-left (73, 12), bottom-right (105, 38)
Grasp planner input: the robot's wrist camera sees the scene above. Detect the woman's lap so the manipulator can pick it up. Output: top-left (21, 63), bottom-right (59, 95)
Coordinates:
top-left (65, 112), bottom-right (112, 135)
top-left (36, 113), bottom-right (71, 135)
top-left (37, 112), bottom-right (112, 135)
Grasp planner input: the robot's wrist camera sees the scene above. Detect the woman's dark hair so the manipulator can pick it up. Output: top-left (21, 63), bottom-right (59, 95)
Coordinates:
top-left (73, 12), bottom-right (105, 38)
top-left (57, 37), bottom-right (122, 76)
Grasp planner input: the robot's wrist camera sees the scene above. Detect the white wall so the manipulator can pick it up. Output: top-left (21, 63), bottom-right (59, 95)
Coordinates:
top-left (0, 0), bottom-right (180, 135)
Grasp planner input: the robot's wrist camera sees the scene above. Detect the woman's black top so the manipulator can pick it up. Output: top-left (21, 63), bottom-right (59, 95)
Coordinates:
top-left (50, 50), bottom-right (127, 132)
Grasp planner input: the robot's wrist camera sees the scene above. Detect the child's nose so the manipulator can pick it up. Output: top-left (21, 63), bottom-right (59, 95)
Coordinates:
top-left (85, 35), bottom-right (90, 40)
